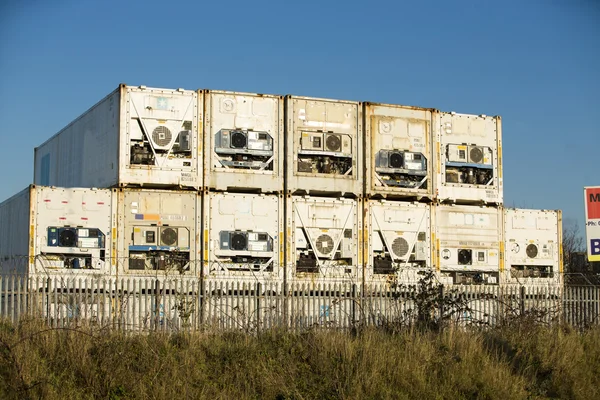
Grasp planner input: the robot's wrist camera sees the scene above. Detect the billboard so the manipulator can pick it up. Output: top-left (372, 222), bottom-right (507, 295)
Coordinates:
top-left (584, 186), bottom-right (600, 262)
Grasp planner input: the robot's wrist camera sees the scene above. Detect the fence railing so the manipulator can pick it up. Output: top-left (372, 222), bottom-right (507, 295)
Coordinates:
top-left (0, 275), bottom-right (598, 332)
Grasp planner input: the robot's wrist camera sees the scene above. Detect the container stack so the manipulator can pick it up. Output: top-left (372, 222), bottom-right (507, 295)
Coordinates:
top-left (201, 90), bottom-right (285, 287)
top-left (0, 83), bottom-right (563, 289)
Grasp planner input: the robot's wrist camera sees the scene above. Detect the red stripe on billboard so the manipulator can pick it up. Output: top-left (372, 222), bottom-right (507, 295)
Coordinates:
top-left (586, 187), bottom-right (600, 219)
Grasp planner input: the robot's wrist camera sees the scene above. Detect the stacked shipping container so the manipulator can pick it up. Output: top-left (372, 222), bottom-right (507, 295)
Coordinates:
top-left (0, 83), bottom-right (562, 290)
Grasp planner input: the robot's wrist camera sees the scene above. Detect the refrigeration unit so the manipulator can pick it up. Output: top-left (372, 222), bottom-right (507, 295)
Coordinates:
top-left (364, 103), bottom-right (434, 200)
top-left (364, 200), bottom-right (431, 285)
top-left (436, 112), bottom-right (502, 205)
top-left (0, 185), bottom-right (112, 276)
top-left (503, 208), bottom-right (562, 286)
top-left (286, 95), bottom-right (362, 197)
top-left (203, 192), bottom-right (283, 283)
top-left (433, 204), bottom-right (503, 285)
top-left (115, 188), bottom-right (199, 277)
top-left (287, 196), bottom-right (361, 283)
top-left (34, 84), bottom-right (200, 189)
top-left (204, 90), bottom-right (284, 193)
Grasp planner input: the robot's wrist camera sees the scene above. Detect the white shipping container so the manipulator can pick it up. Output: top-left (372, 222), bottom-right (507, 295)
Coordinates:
top-left (0, 185), bottom-right (113, 276)
top-left (433, 204), bottom-right (503, 285)
top-left (203, 192), bottom-right (284, 283)
top-left (114, 188), bottom-right (199, 277)
top-left (204, 90), bottom-right (284, 193)
top-left (364, 200), bottom-right (431, 285)
top-left (364, 103), bottom-right (434, 200)
top-left (435, 112), bottom-right (503, 205)
top-left (287, 196), bottom-right (361, 283)
top-left (34, 84), bottom-right (201, 189)
top-left (503, 208), bottom-right (562, 286)
top-left (286, 96), bottom-right (362, 197)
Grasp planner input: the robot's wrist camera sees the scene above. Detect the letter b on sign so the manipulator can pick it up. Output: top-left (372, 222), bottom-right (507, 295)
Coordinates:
top-left (592, 239), bottom-right (600, 256)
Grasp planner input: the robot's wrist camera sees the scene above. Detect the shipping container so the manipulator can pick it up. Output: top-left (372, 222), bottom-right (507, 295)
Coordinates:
top-left (286, 196), bottom-right (361, 283)
top-left (203, 90), bottom-right (284, 193)
top-left (202, 192), bottom-right (284, 284)
top-left (364, 200), bottom-right (431, 285)
top-left (432, 204), bottom-right (503, 285)
top-left (435, 112), bottom-right (502, 205)
top-left (285, 96), bottom-right (362, 197)
top-left (364, 103), bottom-right (434, 200)
top-left (114, 188), bottom-right (199, 277)
top-left (503, 208), bottom-right (563, 286)
top-left (34, 84), bottom-right (201, 189)
top-left (0, 185), bottom-right (113, 276)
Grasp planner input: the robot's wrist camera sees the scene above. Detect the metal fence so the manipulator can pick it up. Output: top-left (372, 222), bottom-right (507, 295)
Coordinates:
top-left (0, 274), bottom-right (598, 332)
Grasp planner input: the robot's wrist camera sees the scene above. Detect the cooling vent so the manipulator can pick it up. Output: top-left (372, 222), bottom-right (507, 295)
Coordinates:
top-left (526, 244), bottom-right (539, 258)
top-left (231, 131), bottom-right (247, 149)
top-left (391, 237), bottom-right (409, 258)
top-left (469, 147), bottom-right (484, 163)
top-left (458, 249), bottom-right (472, 265)
top-left (59, 229), bottom-right (76, 247)
top-left (230, 232), bottom-right (247, 251)
top-left (315, 234), bottom-right (335, 255)
top-left (325, 134), bottom-right (342, 152)
top-left (160, 228), bottom-right (178, 246)
top-left (389, 152), bottom-right (404, 168)
top-left (152, 126), bottom-right (173, 147)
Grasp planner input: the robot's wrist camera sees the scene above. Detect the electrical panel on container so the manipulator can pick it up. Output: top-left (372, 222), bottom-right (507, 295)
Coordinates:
top-left (286, 96), bottom-right (362, 197)
top-left (116, 189), bottom-right (199, 276)
top-left (364, 103), bottom-right (434, 200)
top-left (33, 84), bottom-right (201, 190)
top-left (287, 196), bottom-right (361, 282)
top-left (436, 112), bottom-right (502, 205)
top-left (0, 186), bottom-right (113, 276)
top-left (433, 204), bottom-right (503, 285)
top-left (503, 208), bottom-right (562, 286)
top-left (364, 200), bottom-right (431, 285)
top-left (203, 192), bottom-right (283, 282)
top-left (204, 90), bottom-right (284, 193)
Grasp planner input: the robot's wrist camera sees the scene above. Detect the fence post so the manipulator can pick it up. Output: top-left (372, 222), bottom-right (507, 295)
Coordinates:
top-left (256, 282), bottom-right (262, 335)
top-left (351, 283), bottom-right (357, 326)
top-left (154, 279), bottom-right (161, 331)
top-left (439, 285), bottom-right (445, 326)
top-left (520, 285), bottom-right (526, 316)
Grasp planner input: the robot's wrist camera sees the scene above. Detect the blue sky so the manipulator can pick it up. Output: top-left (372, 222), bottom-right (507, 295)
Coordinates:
top-left (0, 0), bottom-right (598, 232)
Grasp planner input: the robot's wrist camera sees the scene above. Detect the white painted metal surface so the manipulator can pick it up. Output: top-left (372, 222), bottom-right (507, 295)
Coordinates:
top-left (503, 208), bottom-right (562, 286)
top-left (435, 112), bottom-right (502, 205)
top-left (364, 103), bottom-right (434, 200)
top-left (204, 90), bottom-right (284, 193)
top-left (0, 185), bottom-right (113, 276)
top-left (285, 96), bottom-right (362, 197)
top-left (287, 196), bottom-right (361, 283)
top-left (114, 188), bottom-right (199, 277)
top-left (364, 200), bottom-right (431, 285)
top-left (34, 84), bottom-right (201, 189)
top-left (203, 192), bottom-right (284, 283)
top-left (433, 204), bottom-right (503, 285)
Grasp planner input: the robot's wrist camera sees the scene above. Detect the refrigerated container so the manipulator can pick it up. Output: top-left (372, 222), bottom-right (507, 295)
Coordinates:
top-left (435, 112), bottom-right (502, 205)
top-left (364, 103), bottom-right (434, 200)
top-left (34, 84), bottom-right (201, 189)
top-left (432, 204), bottom-right (503, 285)
top-left (285, 96), bottom-right (362, 197)
top-left (114, 188), bottom-right (199, 277)
top-left (203, 192), bottom-right (284, 284)
top-left (364, 200), bottom-right (431, 285)
top-left (203, 90), bottom-right (284, 193)
top-left (503, 208), bottom-right (562, 286)
top-left (286, 196), bottom-right (361, 283)
top-left (0, 185), bottom-right (113, 276)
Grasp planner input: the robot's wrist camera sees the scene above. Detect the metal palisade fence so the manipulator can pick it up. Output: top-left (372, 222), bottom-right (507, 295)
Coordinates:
top-left (1, 274), bottom-right (599, 332)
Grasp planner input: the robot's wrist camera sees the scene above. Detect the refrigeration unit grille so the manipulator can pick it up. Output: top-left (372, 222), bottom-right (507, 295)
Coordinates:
top-left (152, 126), bottom-right (173, 147)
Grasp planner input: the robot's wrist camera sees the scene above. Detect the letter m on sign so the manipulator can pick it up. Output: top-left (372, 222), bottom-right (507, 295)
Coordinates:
top-left (586, 188), bottom-right (600, 220)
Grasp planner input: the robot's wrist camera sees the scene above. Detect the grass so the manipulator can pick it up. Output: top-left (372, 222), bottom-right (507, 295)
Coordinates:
top-left (1, 318), bottom-right (600, 400)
